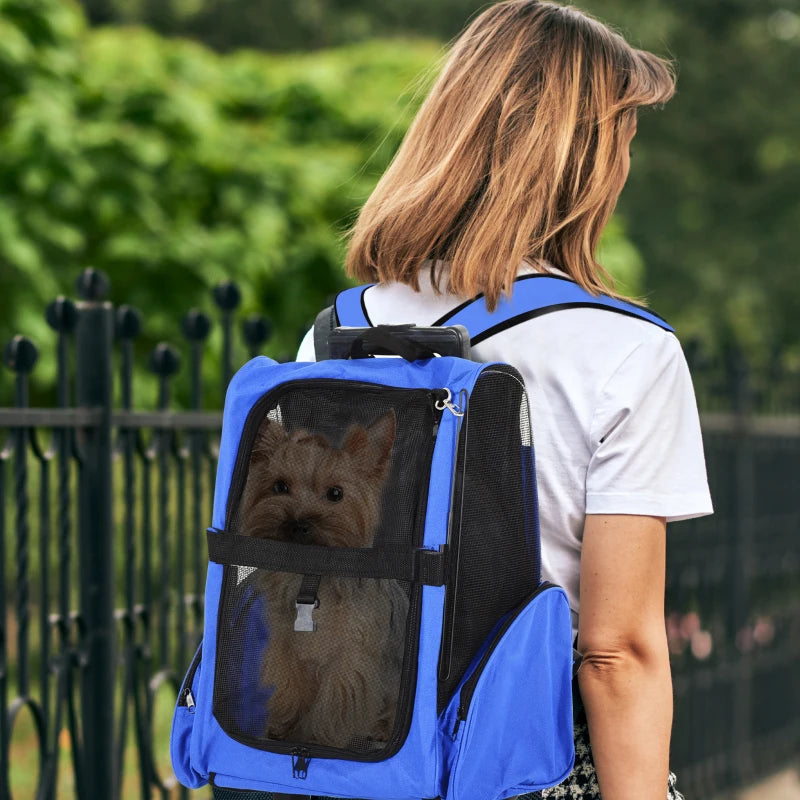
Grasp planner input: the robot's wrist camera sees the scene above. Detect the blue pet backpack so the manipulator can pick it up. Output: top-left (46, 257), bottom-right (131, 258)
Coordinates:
top-left (171, 275), bottom-right (673, 799)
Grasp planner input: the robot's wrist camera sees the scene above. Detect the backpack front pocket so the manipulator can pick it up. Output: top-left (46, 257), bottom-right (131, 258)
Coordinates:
top-left (442, 583), bottom-right (575, 800)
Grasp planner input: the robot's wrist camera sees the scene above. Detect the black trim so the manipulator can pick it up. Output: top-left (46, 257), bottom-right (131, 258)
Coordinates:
top-left (208, 776), bottom-right (272, 797)
top-left (360, 287), bottom-right (373, 326)
top-left (297, 573), bottom-right (322, 606)
top-left (430, 273), bottom-right (570, 326)
top-left (469, 302), bottom-right (670, 346)
top-left (432, 273), bottom-right (669, 329)
top-left (208, 531), bottom-right (447, 585)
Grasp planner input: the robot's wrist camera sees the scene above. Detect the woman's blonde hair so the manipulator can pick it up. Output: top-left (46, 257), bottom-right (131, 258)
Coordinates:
top-left (345, 0), bottom-right (675, 309)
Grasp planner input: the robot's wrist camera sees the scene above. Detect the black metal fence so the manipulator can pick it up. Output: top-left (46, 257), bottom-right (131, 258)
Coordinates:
top-left (0, 269), bottom-right (798, 799)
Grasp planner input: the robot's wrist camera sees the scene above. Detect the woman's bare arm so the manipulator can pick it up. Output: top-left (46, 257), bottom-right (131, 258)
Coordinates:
top-left (577, 514), bottom-right (673, 800)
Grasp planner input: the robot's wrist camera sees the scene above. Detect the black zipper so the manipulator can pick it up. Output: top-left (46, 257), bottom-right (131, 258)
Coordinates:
top-left (214, 378), bottom-right (447, 765)
top-left (178, 643), bottom-right (202, 711)
top-left (438, 365), bottom-right (535, 695)
top-left (437, 389), bottom-right (469, 684)
top-left (450, 582), bottom-right (556, 740)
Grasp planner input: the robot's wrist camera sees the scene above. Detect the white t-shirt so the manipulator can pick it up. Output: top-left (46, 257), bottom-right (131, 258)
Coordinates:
top-left (296, 264), bottom-right (713, 636)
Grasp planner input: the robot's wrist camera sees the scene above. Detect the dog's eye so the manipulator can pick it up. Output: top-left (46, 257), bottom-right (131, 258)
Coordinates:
top-left (326, 486), bottom-right (344, 502)
top-left (272, 480), bottom-right (290, 495)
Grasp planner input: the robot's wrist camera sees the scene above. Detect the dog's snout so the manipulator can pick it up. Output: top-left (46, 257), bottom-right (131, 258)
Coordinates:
top-left (288, 520), bottom-right (314, 545)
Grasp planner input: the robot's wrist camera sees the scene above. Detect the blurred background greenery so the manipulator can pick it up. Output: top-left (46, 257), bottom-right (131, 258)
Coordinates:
top-left (1, 0), bottom-right (798, 402)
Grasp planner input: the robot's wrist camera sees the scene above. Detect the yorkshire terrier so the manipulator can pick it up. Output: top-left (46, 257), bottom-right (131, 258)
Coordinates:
top-left (238, 409), bottom-right (408, 750)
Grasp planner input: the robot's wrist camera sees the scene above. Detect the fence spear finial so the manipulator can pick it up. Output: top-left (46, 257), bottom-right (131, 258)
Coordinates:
top-left (243, 314), bottom-right (272, 358)
top-left (181, 309), bottom-right (212, 342)
top-left (45, 297), bottom-right (79, 334)
top-left (212, 281), bottom-right (241, 312)
top-left (116, 306), bottom-right (143, 341)
top-left (75, 267), bottom-right (110, 301)
top-left (148, 342), bottom-right (181, 378)
top-left (3, 336), bottom-right (39, 374)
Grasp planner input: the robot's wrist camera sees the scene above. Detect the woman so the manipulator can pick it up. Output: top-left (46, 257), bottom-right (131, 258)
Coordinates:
top-left (298, 2), bottom-right (713, 797)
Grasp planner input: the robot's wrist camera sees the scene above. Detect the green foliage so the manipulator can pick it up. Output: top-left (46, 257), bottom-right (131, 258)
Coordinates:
top-left (7, 0), bottom-right (790, 404)
top-left (0, 1), bottom-right (444, 404)
top-left (577, 0), bottom-right (800, 367)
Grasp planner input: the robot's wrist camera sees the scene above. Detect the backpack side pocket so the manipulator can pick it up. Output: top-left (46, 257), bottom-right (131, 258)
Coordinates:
top-left (442, 584), bottom-right (574, 800)
top-left (171, 642), bottom-right (208, 789)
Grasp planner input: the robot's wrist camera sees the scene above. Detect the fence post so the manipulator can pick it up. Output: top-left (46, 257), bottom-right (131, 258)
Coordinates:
top-left (74, 269), bottom-right (116, 800)
top-left (213, 281), bottom-right (242, 405)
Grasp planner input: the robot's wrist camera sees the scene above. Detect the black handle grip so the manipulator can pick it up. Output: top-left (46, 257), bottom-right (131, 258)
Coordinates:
top-left (328, 325), bottom-right (471, 361)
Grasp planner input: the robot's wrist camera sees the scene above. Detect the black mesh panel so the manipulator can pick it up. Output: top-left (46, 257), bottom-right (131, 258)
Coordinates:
top-left (437, 366), bottom-right (539, 711)
top-left (214, 382), bottom-right (435, 758)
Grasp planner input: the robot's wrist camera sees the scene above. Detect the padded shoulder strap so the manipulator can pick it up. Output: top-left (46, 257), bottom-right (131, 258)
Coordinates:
top-left (334, 285), bottom-right (374, 328)
top-left (335, 276), bottom-right (673, 343)
top-left (434, 275), bottom-right (673, 344)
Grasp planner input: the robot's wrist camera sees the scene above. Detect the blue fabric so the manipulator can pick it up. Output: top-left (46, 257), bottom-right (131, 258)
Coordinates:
top-left (335, 276), bottom-right (673, 340)
top-left (437, 275), bottom-right (673, 336)
top-left (171, 642), bottom-right (205, 789)
top-left (335, 285), bottom-right (374, 327)
top-left (227, 579), bottom-right (272, 738)
top-left (441, 586), bottom-right (574, 799)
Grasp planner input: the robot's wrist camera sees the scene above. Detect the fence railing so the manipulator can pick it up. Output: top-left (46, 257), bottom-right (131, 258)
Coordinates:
top-left (0, 269), bottom-right (798, 799)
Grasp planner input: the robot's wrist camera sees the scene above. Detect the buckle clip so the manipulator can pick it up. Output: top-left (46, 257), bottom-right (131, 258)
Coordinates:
top-left (294, 600), bottom-right (319, 632)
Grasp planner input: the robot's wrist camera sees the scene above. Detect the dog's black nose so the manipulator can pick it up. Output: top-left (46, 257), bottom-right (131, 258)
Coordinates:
top-left (289, 521), bottom-right (313, 545)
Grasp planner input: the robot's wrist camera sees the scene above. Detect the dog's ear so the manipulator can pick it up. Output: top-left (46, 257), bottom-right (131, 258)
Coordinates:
top-left (343, 410), bottom-right (396, 475)
top-left (250, 417), bottom-right (288, 465)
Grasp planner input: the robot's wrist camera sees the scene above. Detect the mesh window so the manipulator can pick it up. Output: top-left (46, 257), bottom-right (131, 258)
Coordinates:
top-left (437, 366), bottom-right (540, 711)
top-left (214, 382), bottom-right (436, 757)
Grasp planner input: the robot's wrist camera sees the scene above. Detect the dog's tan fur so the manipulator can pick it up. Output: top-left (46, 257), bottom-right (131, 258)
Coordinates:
top-left (239, 410), bottom-right (408, 749)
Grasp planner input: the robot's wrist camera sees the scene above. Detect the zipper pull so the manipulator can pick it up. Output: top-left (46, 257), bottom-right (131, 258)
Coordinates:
top-left (434, 388), bottom-right (465, 418)
top-left (292, 748), bottom-right (311, 779)
top-left (451, 705), bottom-right (466, 740)
top-left (183, 689), bottom-right (196, 713)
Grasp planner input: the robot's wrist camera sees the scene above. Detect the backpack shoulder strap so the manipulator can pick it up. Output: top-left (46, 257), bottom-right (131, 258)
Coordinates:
top-left (332, 276), bottom-right (673, 346)
top-left (334, 284), bottom-right (374, 328)
top-left (312, 305), bottom-right (337, 361)
top-left (433, 274), bottom-right (674, 344)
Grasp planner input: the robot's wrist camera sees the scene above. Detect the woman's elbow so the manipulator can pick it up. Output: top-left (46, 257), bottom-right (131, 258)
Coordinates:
top-left (577, 632), bottom-right (670, 685)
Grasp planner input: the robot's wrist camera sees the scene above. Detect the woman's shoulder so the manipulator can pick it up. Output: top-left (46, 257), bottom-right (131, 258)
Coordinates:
top-left (317, 264), bottom-right (685, 383)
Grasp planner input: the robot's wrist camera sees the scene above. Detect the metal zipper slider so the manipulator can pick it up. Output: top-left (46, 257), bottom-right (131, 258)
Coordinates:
top-left (434, 388), bottom-right (465, 417)
top-left (184, 689), bottom-right (196, 713)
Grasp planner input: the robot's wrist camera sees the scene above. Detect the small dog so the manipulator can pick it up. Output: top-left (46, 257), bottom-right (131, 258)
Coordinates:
top-left (238, 409), bottom-right (408, 749)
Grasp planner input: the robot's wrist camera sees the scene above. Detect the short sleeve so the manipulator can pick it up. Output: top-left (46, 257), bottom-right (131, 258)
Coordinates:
top-left (585, 332), bottom-right (713, 522)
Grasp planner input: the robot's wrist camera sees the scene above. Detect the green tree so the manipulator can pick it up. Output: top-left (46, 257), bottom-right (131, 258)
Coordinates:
top-left (0, 1), bottom-right (445, 403)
